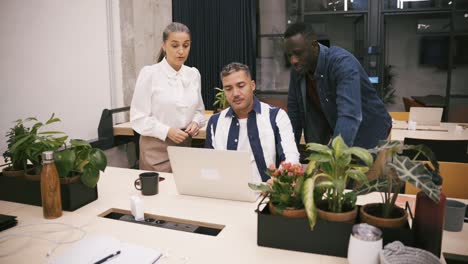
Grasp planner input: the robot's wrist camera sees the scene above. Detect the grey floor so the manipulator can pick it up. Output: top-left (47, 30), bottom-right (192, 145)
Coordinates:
top-left (104, 143), bottom-right (138, 169)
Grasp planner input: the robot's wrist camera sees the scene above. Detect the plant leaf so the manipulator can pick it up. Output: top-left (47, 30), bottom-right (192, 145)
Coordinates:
top-left (346, 147), bottom-right (374, 167)
top-left (306, 143), bottom-right (332, 155)
top-left (335, 152), bottom-right (351, 168)
top-left (331, 135), bottom-right (348, 158)
top-left (248, 182), bottom-right (272, 193)
top-left (54, 149), bottom-right (76, 178)
top-left (88, 149), bottom-right (107, 171)
top-left (388, 155), bottom-right (441, 203)
top-left (305, 160), bottom-right (317, 176)
top-left (81, 166), bottom-right (99, 188)
top-left (343, 191), bottom-right (357, 207)
top-left (302, 177), bottom-right (317, 230)
top-left (404, 144), bottom-right (439, 172)
top-left (10, 135), bottom-right (32, 153)
top-left (346, 169), bottom-right (368, 185)
top-left (315, 180), bottom-right (334, 189)
top-left (355, 178), bottom-right (389, 195)
top-left (38, 131), bottom-right (66, 135)
top-left (302, 173), bottom-right (332, 230)
top-left (70, 139), bottom-right (91, 147)
top-left (306, 153), bottom-right (332, 163)
top-left (294, 176), bottom-right (305, 196)
top-left (369, 140), bottom-right (403, 155)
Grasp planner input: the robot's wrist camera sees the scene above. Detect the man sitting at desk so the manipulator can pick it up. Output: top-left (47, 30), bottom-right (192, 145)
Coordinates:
top-left (205, 62), bottom-right (300, 183)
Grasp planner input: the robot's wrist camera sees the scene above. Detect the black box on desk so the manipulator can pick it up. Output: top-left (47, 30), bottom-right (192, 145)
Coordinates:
top-left (257, 203), bottom-right (414, 258)
top-left (0, 174), bottom-right (98, 211)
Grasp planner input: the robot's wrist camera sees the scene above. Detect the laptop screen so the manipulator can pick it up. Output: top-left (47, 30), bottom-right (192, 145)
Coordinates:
top-left (409, 107), bottom-right (443, 126)
top-left (167, 146), bottom-right (259, 202)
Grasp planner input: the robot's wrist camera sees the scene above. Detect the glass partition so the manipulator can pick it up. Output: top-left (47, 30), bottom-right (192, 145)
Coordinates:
top-left (383, 0), bottom-right (452, 10)
top-left (304, 0), bottom-right (368, 12)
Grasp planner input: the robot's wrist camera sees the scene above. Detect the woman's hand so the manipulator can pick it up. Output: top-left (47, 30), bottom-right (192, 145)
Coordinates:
top-left (167, 128), bottom-right (189, 144)
top-left (184, 121), bottom-right (199, 137)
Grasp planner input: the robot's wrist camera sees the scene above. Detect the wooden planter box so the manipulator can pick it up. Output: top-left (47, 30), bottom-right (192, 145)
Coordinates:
top-left (256, 199), bottom-right (414, 258)
top-left (0, 173), bottom-right (98, 211)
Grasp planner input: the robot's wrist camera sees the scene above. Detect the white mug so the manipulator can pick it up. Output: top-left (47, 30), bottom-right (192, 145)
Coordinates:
top-left (348, 224), bottom-right (383, 264)
top-left (348, 234), bottom-right (382, 264)
top-left (408, 120), bottom-right (417, 131)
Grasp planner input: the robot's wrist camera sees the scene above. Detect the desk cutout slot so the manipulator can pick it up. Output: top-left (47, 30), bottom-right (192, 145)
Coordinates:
top-left (99, 208), bottom-right (224, 236)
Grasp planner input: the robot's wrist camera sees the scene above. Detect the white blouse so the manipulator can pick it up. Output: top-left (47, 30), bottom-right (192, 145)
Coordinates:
top-left (130, 58), bottom-right (206, 140)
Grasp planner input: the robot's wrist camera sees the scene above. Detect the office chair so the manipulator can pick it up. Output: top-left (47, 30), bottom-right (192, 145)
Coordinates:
top-left (91, 107), bottom-right (140, 169)
top-left (403, 138), bottom-right (468, 163)
top-left (402, 97), bottom-right (424, 112)
top-left (405, 162), bottom-right (468, 199)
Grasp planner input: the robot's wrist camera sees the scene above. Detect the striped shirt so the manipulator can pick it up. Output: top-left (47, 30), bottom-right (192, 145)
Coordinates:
top-left (205, 97), bottom-right (300, 182)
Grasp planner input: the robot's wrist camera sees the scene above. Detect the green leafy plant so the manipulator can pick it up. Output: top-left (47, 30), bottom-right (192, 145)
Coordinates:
top-left (248, 162), bottom-right (306, 211)
top-left (9, 114), bottom-right (68, 173)
top-left (380, 65), bottom-right (397, 106)
top-left (3, 118), bottom-right (31, 171)
top-left (54, 139), bottom-right (107, 188)
top-left (213, 87), bottom-right (229, 110)
top-left (356, 140), bottom-right (441, 218)
top-left (302, 135), bottom-right (373, 229)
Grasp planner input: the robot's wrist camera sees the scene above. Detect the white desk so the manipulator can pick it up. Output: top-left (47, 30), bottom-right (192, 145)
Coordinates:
top-left (115, 118), bottom-right (467, 145)
top-left (1, 167), bottom-right (467, 263)
top-left (390, 121), bottom-right (468, 141)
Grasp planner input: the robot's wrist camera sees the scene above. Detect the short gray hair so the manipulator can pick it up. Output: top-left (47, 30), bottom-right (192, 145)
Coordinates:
top-left (220, 62), bottom-right (251, 80)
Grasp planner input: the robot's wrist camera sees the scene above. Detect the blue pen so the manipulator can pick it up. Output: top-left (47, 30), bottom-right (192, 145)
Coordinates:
top-left (94, 250), bottom-right (121, 264)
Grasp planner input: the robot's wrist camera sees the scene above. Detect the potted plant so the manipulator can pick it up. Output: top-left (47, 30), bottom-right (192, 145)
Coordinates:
top-left (302, 135), bottom-right (374, 230)
top-left (379, 65), bottom-right (397, 106)
top-left (8, 114), bottom-right (67, 180)
top-left (2, 118), bottom-right (32, 177)
top-left (248, 162), bottom-right (306, 218)
top-left (213, 87), bottom-right (229, 112)
top-left (54, 139), bottom-right (107, 188)
top-left (356, 140), bottom-right (441, 228)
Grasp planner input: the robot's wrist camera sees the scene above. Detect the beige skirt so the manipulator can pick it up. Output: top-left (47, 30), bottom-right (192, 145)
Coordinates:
top-left (139, 135), bottom-right (191, 173)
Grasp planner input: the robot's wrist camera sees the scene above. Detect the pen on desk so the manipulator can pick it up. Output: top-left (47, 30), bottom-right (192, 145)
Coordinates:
top-left (94, 250), bottom-right (121, 264)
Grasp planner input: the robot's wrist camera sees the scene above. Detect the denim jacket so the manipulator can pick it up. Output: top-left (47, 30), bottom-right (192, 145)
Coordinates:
top-left (287, 43), bottom-right (391, 149)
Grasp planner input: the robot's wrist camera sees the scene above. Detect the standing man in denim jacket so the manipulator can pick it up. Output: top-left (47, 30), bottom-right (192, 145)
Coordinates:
top-left (284, 22), bottom-right (391, 149)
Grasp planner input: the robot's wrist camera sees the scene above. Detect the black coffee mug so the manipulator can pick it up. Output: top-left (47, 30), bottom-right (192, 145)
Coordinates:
top-left (134, 172), bottom-right (159, 195)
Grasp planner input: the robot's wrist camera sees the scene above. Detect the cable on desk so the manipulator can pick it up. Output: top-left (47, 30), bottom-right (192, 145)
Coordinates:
top-left (0, 221), bottom-right (90, 258)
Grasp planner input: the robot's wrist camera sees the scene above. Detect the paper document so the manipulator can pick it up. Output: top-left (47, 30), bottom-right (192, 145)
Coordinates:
top-left (49, 235), bottom-right (162, 264)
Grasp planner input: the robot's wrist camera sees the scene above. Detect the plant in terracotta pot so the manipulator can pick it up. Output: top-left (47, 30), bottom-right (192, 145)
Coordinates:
top-left (302, 135), bottom-right (373, 230)
top-left (248, 162), bottom-right (307, 218)
top-left (54, 139), bottom-right (107, 188)
top-left (8, 114), bottom-right (67, 180)
top-left (213, 87), bottom-right (229, 112)
top-left (356, 140), bottom-right (441, 229)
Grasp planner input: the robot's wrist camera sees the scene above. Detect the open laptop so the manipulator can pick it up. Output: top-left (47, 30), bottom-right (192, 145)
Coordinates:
top-left (167, 146), bottom-right (259, 202)
top-left (409, 107), bottom-right (443, 126)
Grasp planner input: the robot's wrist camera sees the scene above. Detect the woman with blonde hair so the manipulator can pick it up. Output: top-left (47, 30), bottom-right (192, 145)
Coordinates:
top-left (131, 22), bottom-right (205, 172)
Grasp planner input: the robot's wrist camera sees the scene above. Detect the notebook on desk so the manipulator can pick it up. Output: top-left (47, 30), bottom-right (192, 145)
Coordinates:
top-left (167, 146), bottom-right (259, 202)
top-left (409, 107), bottom-right (443, 126)
top-left (49, 235), bottom-right (162, 264)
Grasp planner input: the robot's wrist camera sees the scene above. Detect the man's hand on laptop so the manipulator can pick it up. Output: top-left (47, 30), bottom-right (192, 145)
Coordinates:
top-left (167, 128), bottom-right (189, 144)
